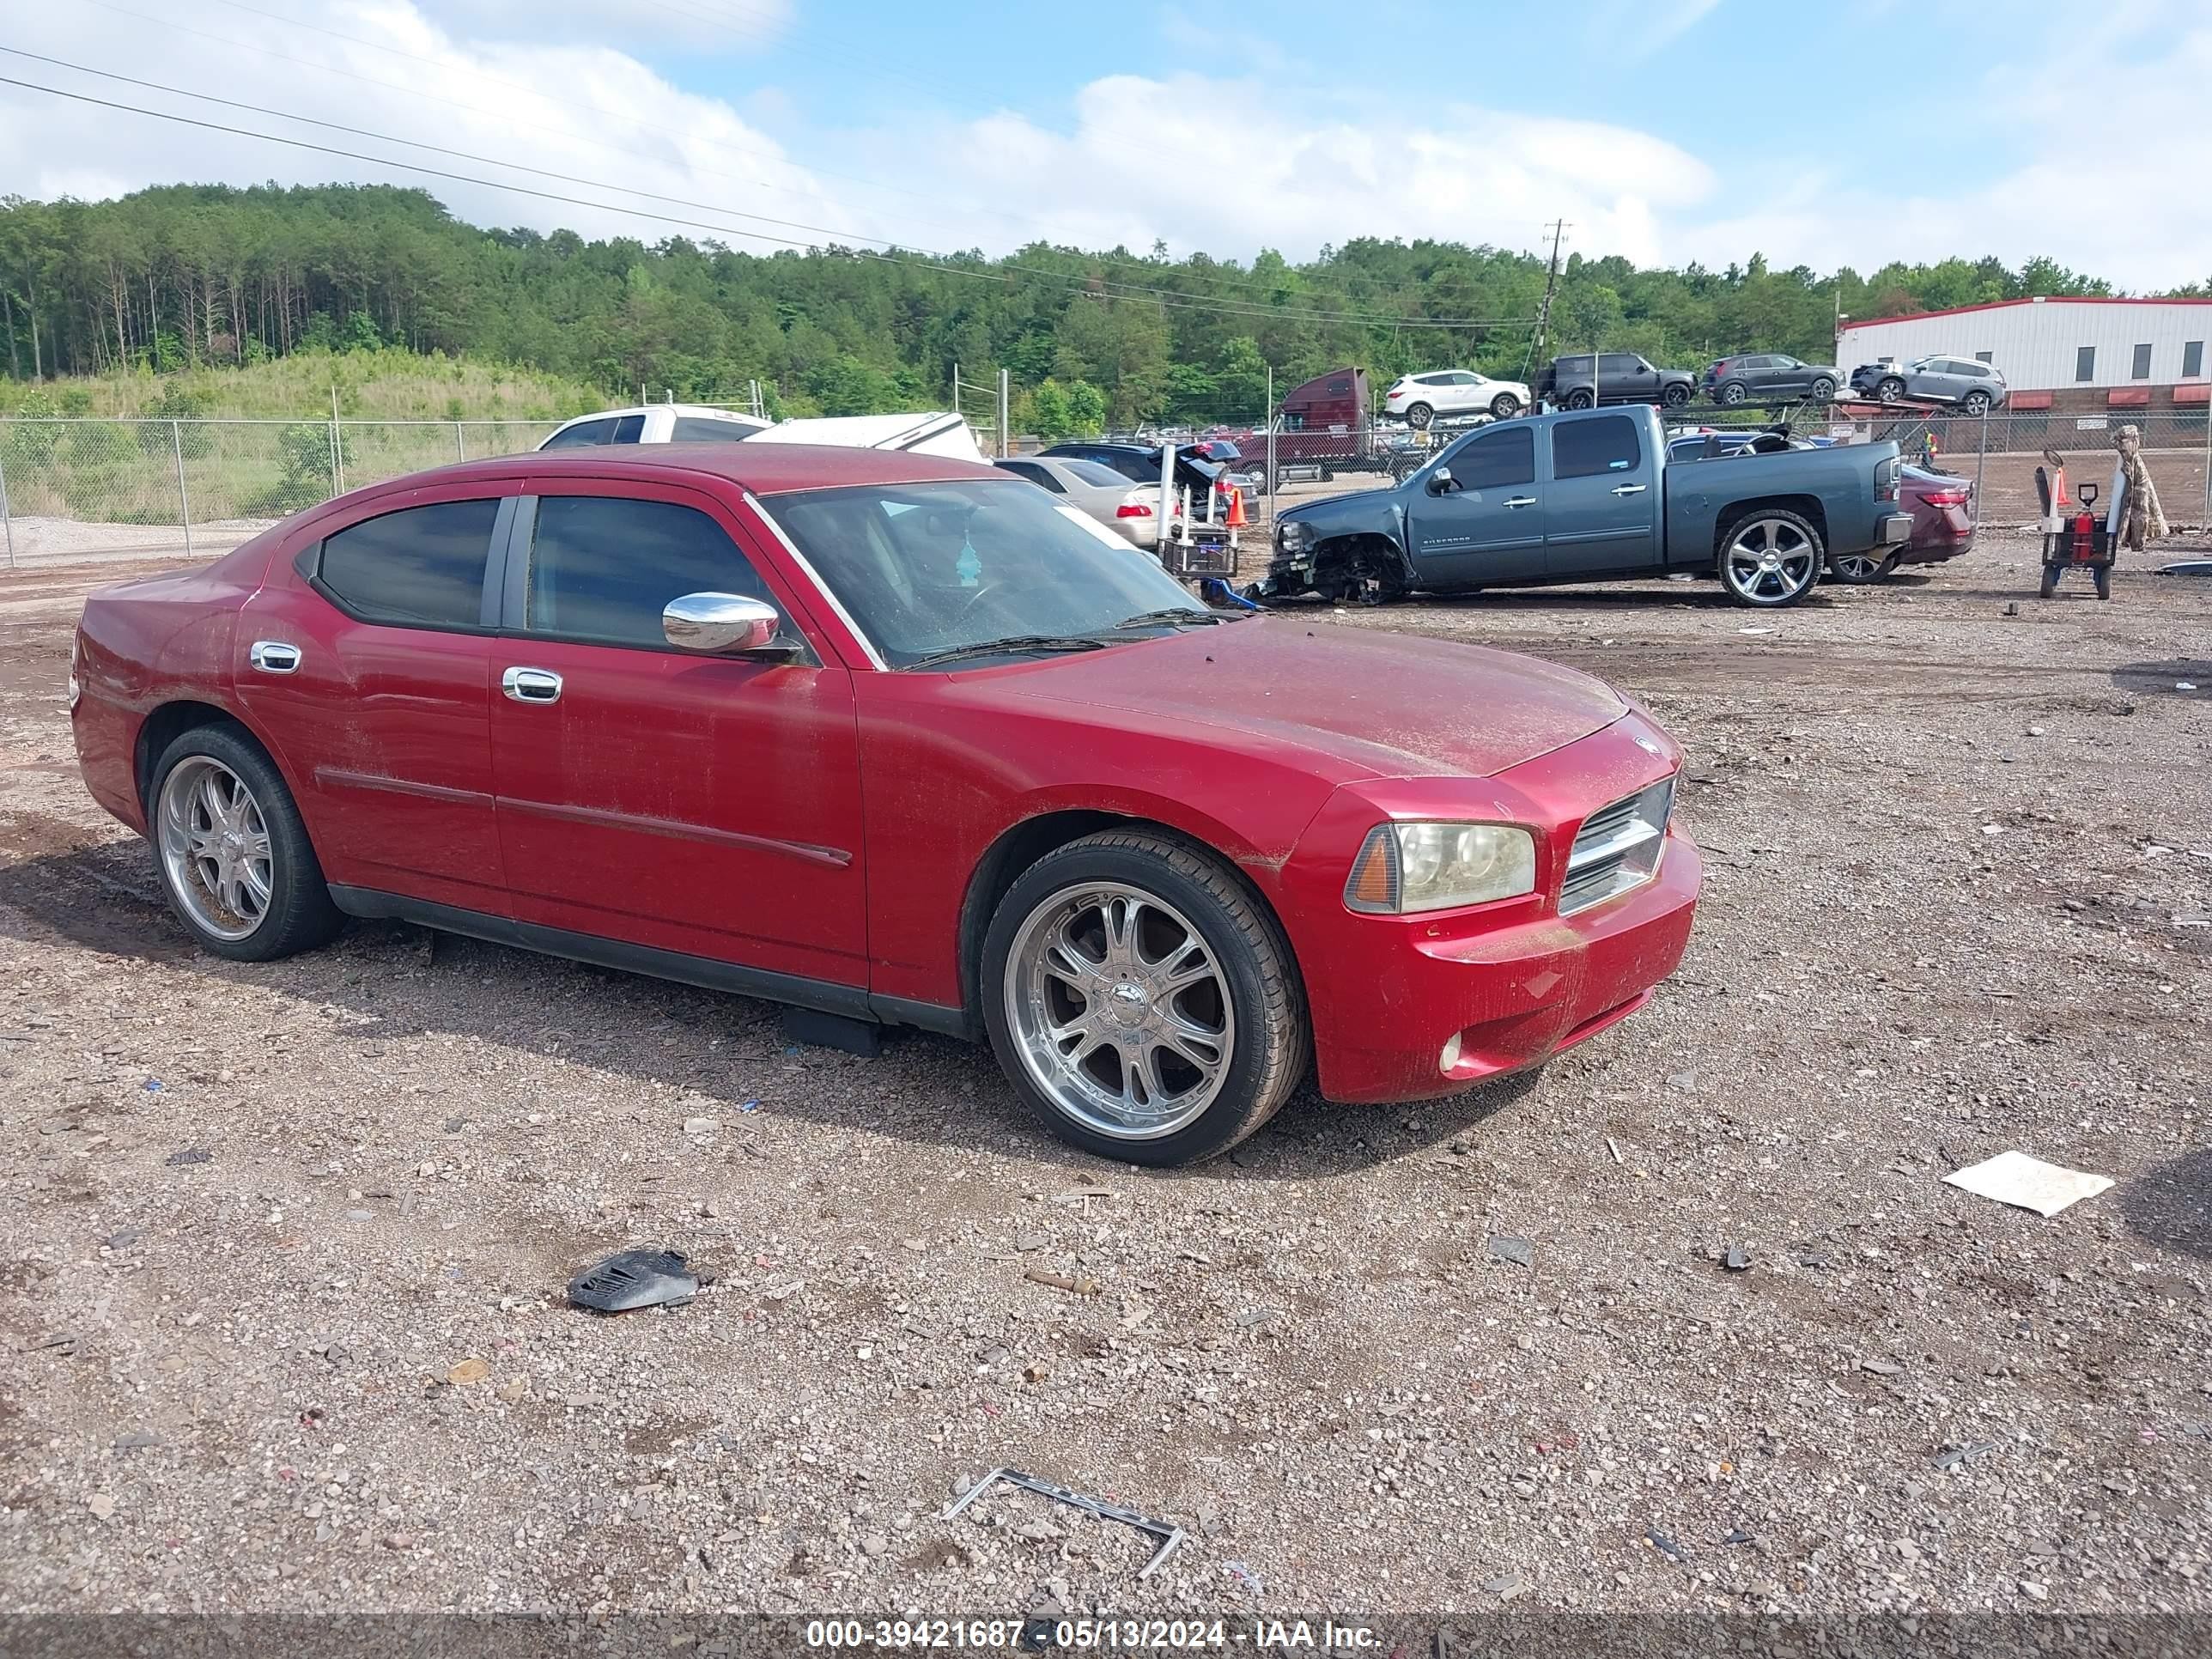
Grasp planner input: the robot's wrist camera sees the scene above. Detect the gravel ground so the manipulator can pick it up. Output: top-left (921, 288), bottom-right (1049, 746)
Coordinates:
top-left (1, 534), bottom-right (2209, 1626)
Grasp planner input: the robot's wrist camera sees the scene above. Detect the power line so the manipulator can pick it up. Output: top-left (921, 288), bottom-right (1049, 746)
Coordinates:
top-left (0, 72), bottom-right (1533, 333)
top-left (157, 0), bottom-right (1473, 315)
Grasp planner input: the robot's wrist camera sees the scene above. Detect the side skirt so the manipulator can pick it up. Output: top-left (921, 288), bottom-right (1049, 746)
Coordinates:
top-left (326, 885), bottom-right (975, 1041)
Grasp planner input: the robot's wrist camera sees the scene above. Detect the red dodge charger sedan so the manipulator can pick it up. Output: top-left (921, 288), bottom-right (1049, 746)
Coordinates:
top-left (70, 443), bottom-right (1700, 1164)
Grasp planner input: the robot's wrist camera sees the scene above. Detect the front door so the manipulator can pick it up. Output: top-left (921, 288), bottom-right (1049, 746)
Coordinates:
top-left (237, 484), bottom-right (517, 915)
top-left (1403, 424), bottom-right (1543, 586)
top-left (1544, 414), bottom-right (1657, 575)
top-left (488, 482), bottom-right (869, 990)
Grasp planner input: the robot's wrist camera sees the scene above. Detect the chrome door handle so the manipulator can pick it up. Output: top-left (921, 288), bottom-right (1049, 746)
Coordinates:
top-left (248, 641), bottom-right (301, 674)
top-left (1611, 483), bottom-right (1650, 495)
top-left (501, 666), bottom-right (563, 704)
top-left (1504, 496), bottom-right (1537, 508)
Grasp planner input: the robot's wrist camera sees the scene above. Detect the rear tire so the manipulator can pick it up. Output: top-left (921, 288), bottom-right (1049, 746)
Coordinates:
top-left (2039, 563), bottom-right (2060, 599)
top-left (2094, 565), bottom-right (2112, 599)
top-left (1717, 508), bottom-right (1825, 607)
top-left (148, 723), bottom-right (342, 963)
top-left (1962, 390), bottom-right (1991, 416)
top-left (1878, 377), bottom-right (1905, 404)
top-left (981, 831), bottom-right (1308, 1166)
top-left (1565, 389), bottom-right (1595, 411)
top-left (1719, 381), bottom-right (1747, 406)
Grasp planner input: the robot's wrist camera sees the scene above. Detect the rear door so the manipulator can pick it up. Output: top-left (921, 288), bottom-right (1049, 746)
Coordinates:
top-left (1600, 354), bottom-right (1655, 404)
top-left (488, 481), bottom-right (869, 988)
top-left (1543, 413), bottom-right (1656, 574)
top-left (1404, 423), bottom-right (1542, 586)
top-left (238, 483), bottom-right (517, 915)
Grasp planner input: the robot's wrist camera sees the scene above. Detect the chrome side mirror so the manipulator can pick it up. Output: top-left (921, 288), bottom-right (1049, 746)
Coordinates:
top-left (663, 592), bottom-right (787, 654)
top-left (1426, 466), bottom-right (1455, 495)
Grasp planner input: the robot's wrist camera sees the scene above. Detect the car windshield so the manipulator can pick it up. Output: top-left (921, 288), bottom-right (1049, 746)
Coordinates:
top-left (763, 479), bottom-right (1212, 669)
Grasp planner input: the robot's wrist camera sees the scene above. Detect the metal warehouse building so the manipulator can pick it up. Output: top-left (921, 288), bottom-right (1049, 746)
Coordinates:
top-left (1837, 296), bottom-right (2212, 410)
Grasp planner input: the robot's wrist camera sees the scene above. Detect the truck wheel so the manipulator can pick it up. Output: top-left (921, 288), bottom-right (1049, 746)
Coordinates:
top-left (1565, 389), bottom-right (1595, 410)
top-left (2094, 565), bottom-right (2112, 600)
top-left (1406, 403), bottom-right (1433, 429)
top-left (1718, 509), bottom-right (1825, 607)
top-left (1489, 392), bottom-right (1522, 419)
top-left (1719, 381), bottom-right (1747, 406)
top-left (1662, 383), bottom-right (1692, 408)
top-left (1877, 378), bottom-right (1905, 404)
top-left (2039, 563), bottom-right (2060, 599)
top-left (1810, 376), bottom-right (1836, 401)
top-left (981, 830), bottom-right (1308, 1166)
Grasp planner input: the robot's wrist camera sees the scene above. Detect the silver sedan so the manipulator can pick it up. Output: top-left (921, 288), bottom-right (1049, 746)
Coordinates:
top-left (994, 455), bottom-right (1158, 549)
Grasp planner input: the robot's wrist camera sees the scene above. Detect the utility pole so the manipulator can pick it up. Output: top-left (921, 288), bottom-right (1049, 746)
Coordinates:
top-left (1524, 219), bottom-right (1570, 384)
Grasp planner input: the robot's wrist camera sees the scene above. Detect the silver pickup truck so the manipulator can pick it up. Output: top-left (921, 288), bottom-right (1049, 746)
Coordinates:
top-left (1255, 404), bottom-right (1909, 609)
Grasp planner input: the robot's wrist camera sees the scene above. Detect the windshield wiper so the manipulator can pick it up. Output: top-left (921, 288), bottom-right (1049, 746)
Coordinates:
top-left (903, 634), bottom-right (1111, 669)
top-left (1111, 607), bottom-right (1229, 629)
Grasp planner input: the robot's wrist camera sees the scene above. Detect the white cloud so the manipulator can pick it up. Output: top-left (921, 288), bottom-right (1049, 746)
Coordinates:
top-left (860, 75), bottom-right (1714, 266)
top-left (0, 0), bottom-right (860, 251)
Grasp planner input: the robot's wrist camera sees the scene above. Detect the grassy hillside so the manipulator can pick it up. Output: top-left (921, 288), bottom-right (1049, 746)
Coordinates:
top-left (14, 349), bottom-right (609, 423)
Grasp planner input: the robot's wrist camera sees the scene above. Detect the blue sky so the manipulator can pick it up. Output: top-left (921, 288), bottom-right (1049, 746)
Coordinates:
top-left (5, 0), bottom-right (2209, 288)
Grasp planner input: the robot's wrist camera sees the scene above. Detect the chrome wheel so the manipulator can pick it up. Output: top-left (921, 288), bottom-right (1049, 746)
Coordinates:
top-left (157, 757), bottom-right (273, 941)
top-left (1003, 881), bottom-right (1234, 1139)
top-left (1723, 515), bottom-right (1820, 604)
top-left (1829, 547), bottom-right (1893, 582)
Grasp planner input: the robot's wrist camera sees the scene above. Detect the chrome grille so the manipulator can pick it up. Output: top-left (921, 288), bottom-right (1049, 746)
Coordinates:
top-left (1560, 777), bottom-right (1674, 916)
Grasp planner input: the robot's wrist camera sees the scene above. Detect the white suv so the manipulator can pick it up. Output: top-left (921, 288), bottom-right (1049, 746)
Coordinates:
top-left (1383, 369), bottom-right (1529, 427)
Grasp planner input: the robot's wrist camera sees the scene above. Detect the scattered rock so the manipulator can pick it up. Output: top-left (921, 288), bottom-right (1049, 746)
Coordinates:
top-left (446, 1358), bottom-right (489, 1386)
top-left (87, 1494), bottom-right (116, 1521)
top-left (1487, 1235), bottom-right (1534, 1269)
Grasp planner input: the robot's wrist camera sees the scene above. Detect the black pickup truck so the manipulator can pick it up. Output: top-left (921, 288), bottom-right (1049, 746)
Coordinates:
top-left (1254, 404), bottom-right (1909, 609)
top-left (1534, 352), bottom-right (1697, 410)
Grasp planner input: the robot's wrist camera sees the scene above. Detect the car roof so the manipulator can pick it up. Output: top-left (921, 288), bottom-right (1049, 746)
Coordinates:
top-left (352, 442), bottom-right (1005, 499)
top-left (553, 403), bottom-right (758, 423)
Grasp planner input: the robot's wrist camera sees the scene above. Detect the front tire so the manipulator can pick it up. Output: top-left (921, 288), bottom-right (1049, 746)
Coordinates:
top-left (1490, 392), bottom-right (1522, 419)
top-left (1810, 376), bottom-right (1837, 401)
top-left (1661, 382), bottom-right (1692, 408)
top-left (1406, 403), bottom-right (1433, 429)
top-left (1718, 509), bottom-right (1825, 607)
top-left (981, 831), bottom-right (1307, 1166)
top-left (149, 723), bottom-right (342, 962)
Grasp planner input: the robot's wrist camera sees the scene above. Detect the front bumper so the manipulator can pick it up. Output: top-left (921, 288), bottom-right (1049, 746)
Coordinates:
top-left (1272, 711), bottom-right (1701, 1104)
top-left (1302, 834), bottom-right (1700, 1103)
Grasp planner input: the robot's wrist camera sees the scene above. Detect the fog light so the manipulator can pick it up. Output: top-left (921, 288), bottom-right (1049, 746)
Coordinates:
top-left (1439, 1032), bottom-right (1463, 1074)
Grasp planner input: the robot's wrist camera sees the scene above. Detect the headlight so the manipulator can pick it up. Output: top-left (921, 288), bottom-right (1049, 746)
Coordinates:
top-left (1277, 520), bottom-right (1313, 549)
top-left (1344, 822), bottom-right (1537, 914)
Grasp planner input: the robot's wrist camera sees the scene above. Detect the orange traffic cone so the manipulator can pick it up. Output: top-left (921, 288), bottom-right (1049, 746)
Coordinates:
top-left (1224, 485), bottom-right (1247, 528)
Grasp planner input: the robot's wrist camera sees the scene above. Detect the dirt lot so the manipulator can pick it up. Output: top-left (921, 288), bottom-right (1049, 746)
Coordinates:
top-left (2, 534), bottom-right (2209, 1631)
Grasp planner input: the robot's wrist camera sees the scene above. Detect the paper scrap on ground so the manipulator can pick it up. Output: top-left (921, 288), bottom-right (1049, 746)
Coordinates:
top-left (1944, 1151), bottom-right (2112, 1217)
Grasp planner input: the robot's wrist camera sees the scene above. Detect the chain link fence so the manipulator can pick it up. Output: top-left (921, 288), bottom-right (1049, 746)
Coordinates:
top-left (0, 417), bottom-right (559, 568)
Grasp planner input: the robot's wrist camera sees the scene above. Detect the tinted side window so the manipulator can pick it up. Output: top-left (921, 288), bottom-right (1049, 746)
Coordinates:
top-left (998, 460), bottom-right (1064, 493)
top-left (526, 497), bottom-right (767, 647)
top-left (1599, 354), bottom-right (1641, 374)
top-left (317, 500), bottom-right (499, 629)
top-left (543, 417), bottom-right (617, 450)
top-left (1553, 415), bottom-right (1643, 480)
top-left (671, 416), bottom-right (756, 442)
top-left (611, 414), bottom-right (647, 443)
top-left (1445, 427), bottom-right (1535, 489)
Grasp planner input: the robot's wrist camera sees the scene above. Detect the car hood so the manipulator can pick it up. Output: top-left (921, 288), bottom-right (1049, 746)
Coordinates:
top-left (988, 618), bottom-right (1626, 780)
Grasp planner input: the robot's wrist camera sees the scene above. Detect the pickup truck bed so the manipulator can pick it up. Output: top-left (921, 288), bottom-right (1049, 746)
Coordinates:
top-left (1255, 404), bottom-right (1910, 609)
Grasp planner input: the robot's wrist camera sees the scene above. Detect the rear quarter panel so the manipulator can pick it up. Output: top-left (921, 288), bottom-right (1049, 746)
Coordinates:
top-left (70, 534), bottom-right (291, 831)
top-left (1662, 441), bottom-right (1900, 564)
